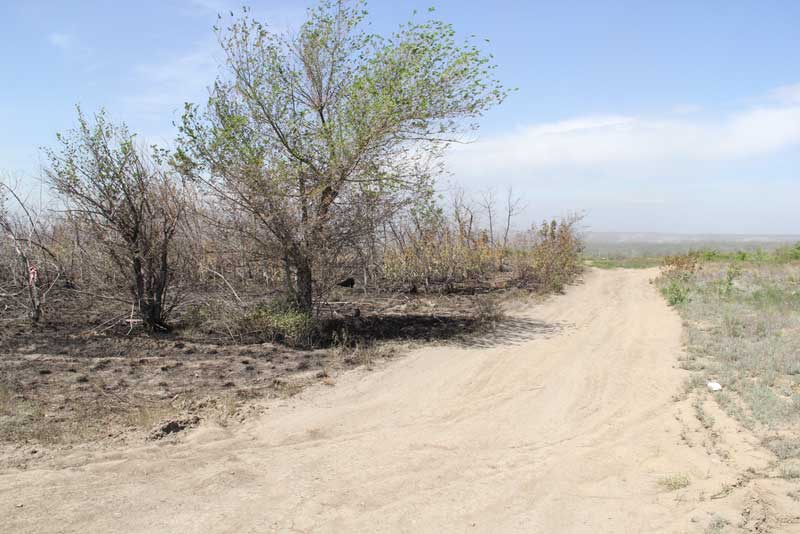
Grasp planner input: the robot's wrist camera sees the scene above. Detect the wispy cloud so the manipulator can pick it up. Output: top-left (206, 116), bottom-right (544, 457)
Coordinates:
top-left (121, 3), bottom-right (303, 124)
top-left (122, 42), bottom-right (218, 120)
top-left (771, 83), bottom-right (800, 105)
top-left (47, 31), bottom-right (99, 71)
top-left (448, 88), bottom-right (800, 181)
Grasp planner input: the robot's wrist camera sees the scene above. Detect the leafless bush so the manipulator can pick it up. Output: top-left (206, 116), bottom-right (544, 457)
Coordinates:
top-left (44, 108), bottom-right (188, 330)
top-left (0, 177), bottom-right (61, 322)
top-left (381, 200), bottom-right (501, 290)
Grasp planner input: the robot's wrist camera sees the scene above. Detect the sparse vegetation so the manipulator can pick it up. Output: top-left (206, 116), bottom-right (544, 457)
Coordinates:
top-left (780, 463), bottom-right (800, 480)
top-left (658, 473), bottom-right (690, 491)
top-left (705, 515), bottom-right (730, 533)
top-left (2, 0), bottom-right (799, 531)
top-left (763, 436), bottom-right (800, 460)
top-left (243, 298), bottom-right (316, 347)
top-left (0, 384), bottom-right (12, 415)
top-left (655, 251), bottom-right (800, 483)
top-left (0, 0), bottom-right (589, 465)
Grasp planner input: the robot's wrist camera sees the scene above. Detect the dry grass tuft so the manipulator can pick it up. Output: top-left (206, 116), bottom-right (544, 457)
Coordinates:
top-left (658, 473), bottom-right (691, 491)
top-left (779, 463), bottom-right (800, 480)
top-left (474, 295), bottom-right (505, 329)
top-left (126, 404), bottom-right (177, 430)
top-left (705, 515), bottom-right (730, 534)
top-left (763, 436), bottom-right (800, 460)
top-left (0, 384), bottom-right (12, 416)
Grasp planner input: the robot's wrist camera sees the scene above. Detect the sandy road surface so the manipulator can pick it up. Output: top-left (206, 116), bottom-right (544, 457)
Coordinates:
top-left (1, 269), bottom-right (769, 533)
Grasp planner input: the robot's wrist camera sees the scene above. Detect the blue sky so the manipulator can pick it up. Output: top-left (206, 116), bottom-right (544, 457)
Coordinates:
top-left (1, 0), bottom-right (799, 234)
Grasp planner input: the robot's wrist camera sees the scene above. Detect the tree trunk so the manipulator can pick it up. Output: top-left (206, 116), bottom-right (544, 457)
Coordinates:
top-left (132, 255), bottom-right (164, 331)
top-left (295, 260), bottom-right (314, 314)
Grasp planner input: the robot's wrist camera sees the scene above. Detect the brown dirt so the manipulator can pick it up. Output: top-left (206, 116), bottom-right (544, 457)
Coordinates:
top-left (0, 326), bottom-right (334, 468)
top-left (0, 287), bottom-right (510, 470)
top-left (2, 269), bottom-right (799, 532)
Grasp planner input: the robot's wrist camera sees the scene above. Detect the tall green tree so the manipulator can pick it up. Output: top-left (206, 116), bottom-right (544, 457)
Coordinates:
top-left (177, 1), bottom-right (506, 312)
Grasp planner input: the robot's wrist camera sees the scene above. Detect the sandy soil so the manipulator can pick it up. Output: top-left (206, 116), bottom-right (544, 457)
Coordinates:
top-left (1, 268), bottom-right (798, 533)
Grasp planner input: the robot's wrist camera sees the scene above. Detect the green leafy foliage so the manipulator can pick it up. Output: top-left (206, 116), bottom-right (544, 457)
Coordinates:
top-left (175, 1), bottom-right (508, 312)
top-left (662, 276), bottom-right (691, 306)
top-left (244, 297), bottom-right (315, 348)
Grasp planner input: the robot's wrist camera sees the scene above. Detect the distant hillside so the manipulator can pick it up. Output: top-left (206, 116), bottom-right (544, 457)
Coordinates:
top-left (583, 232), bottom-right (800, 257)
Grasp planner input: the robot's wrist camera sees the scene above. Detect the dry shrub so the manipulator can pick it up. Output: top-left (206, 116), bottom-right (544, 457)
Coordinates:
top-left (183, 295), bottom-right (315, 348)
top-left (513, 216), bottom-right (584, 293)
top-left (658, 252), bottom-right (702, 306)
top-left (242, 301), bottom-right (315, 348)
top-left (0, 177), bottom-right (62, 322)
top-left (180, 297), bottom-right (245, 340)
top-left (474, 295), bottom-right (505, 328)
top-left (662, 252), bottom-right (701, 275)
top-left (378, 196), bottom-right (503, 290)
top-left (380, 198), bottom-right (584, 294)
top-left (382, 225), bottom-right (501, 289)
top-left (658, 473), bottom-right (690, 491)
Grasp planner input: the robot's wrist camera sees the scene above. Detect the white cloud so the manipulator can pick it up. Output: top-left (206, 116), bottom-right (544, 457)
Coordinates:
top-left (121, 2), bottom-right (302, 123)
top-left (771, 83), bottom-right (800, 105)
top-left (134, 49), bottom-right (216, 84)
top-left (448, 96), bottom-right (800, 179)
top-left (122, 43), bottom-right (218, 119)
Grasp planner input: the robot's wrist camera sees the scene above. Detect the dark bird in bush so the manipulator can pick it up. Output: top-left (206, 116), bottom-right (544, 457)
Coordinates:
top-left (338, 277), bottom-right (356, 288)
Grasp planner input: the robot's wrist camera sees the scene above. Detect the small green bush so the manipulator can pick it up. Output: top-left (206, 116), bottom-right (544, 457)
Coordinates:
top-left (245, 297), bottom-right (315, 347)
top-left (716, 265), bottom-right (741, 298)
top-left (658, 254), bottom-right (698, 306)
top-left (662, 276), bottom-right (691, 306)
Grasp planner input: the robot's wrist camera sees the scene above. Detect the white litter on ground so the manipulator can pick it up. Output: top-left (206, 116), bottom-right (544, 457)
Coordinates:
top-left (707, 380), bottom-right (722, 392)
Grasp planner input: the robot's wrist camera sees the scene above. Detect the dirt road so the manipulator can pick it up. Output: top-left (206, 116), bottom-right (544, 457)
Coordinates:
top-left (0, 269), bottom-right (783, 533)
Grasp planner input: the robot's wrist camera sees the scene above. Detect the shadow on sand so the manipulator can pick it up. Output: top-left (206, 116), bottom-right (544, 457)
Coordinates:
top-left (324, 313), bottom-right (567, 350)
